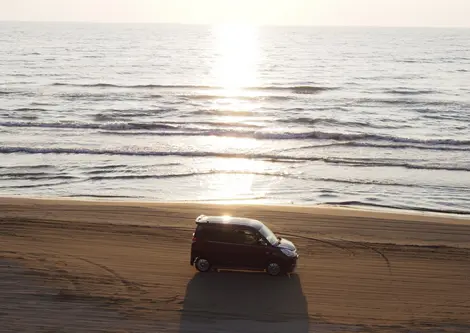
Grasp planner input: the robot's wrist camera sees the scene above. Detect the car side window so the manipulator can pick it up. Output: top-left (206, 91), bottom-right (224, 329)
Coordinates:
top-left (231, 228), bottom-right (259, 246)
top-left (203, 226), bottom-right (223, 241)
top-left (202, 226), bottom-right (262, 245)
top-left (202, 226), bottom-right (234, 243)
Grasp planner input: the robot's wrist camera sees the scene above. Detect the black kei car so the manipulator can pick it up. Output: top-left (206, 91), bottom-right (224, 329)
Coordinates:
top-left (190, 215), bottom-right (298, 276)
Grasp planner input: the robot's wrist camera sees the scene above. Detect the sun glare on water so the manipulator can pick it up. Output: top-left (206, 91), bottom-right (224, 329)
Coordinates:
top-left (199, 25), bottom-right (268, 202)
top-left (212, 23), bottom-right (260, 94)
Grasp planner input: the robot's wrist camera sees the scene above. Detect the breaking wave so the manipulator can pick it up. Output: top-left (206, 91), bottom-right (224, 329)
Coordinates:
top-left (323, 201), bottom-right (470, 215)
top-left (282, 142), bottom-right (470, 152)
top-left (51, 82), bottom-right (337, 94)
top-left (88, 170), bottom-right (292, 181)
top-left (99, 129), bottom-right (470, 146)
top-left (279, 117), bottom-right (409, 129)
top-left (2, 146), bottom-right (469, 172)
top-left (4, 120), bottom-right (464, 147)
top-left (384, 88), bottom-right (437, 95)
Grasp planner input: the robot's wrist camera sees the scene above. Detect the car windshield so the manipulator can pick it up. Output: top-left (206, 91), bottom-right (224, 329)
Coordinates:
top-left (259, 225), bottom-right (278, 245)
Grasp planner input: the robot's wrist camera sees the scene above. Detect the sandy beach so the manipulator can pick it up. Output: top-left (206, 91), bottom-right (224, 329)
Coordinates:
top-left (1, 197), bottom-right (469, 332)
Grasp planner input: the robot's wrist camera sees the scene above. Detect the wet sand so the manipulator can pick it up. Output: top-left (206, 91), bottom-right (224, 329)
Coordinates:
top-left (1, 197), bottom-right (469, 332)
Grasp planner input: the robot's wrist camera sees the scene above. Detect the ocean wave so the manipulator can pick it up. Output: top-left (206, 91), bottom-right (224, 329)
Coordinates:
top-left (13, 108), bottom-right (47, 112)
top-left (0, 146), bottom-right (301, 161)
top-left (0, 172), bottom-right (76, 180)
top-left (94, 114), bottom-right (118, 122)
top-left (0, 181), bottom-right (79, 189)
top-left (279, 117), bottom-right (408, 129)
top-left (18, 115), bottom-right (38, 120)
top-left (142, 119), bottom-right (262, 129)
top-left (2, 120), bottom-right (469, 147)
top-left (355, 98), bottom-right (457, 107)
top-left (1, 119), bottom-right (260, 131)
top-left (85, 170), bottom-right (124, 175)
top-left (101, 128), bottom-right (470, 146)
top-left (51, 82), bottom-right (337, 94)
top-left (190, 110), bottom-right (258, 117)
top-left (93, 110), bottom-right (178, 121)
top-left (283, 142), bottom-right (470, 152)
top-left (323, 201), bottom-right (470, 215)
top-left (59, 92), bottom-right (141, 101)
top-left (67, 194), bottom-right (143, 198)
top-left (190, 121), bottom-right (262, 128)
top-left (0, 121), bottom-right (180, 131)
top-left (84, 162), bottom-right (182, 174)
top-left (31, 102), bottom-right (55, 106)
top-left (346, 142), bottom-right (470, 152)
top-left (181, 94), bottom-right (292, 101)
top-left (322, 157), bottom-right (470, 172)
top-left (1, 172), bottom-right (50, 177)
top-left (52, 82), bottom-right (214, 89)
top-left (2, 146), bottom-right (469, 172)
top-left (422, 114), bottom-right (463, 121)
top-left (0, 164), bottom-right (55, 169)
top-left (289, 86), bottom-right (335, 94)
top-left (315, 178), bottom-right (470, 191)
top-left (400, 59), bottom-right (434, 64)
top-left (82, 164), bottom-right (128, 170)
top-left (88, 170), bottom-right (293, 181)
top-left (384, 88), bottom-right (437, 95)
top-left (261, 95), bottom-right (293, 100)
top-left (317, 177), bottom-right (418, 188)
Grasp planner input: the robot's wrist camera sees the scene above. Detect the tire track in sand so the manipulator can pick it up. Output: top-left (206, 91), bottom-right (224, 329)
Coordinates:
top-left (72, 256), bottom-right (143, 293)
top-left (279, 232), bottom-right (356, 256)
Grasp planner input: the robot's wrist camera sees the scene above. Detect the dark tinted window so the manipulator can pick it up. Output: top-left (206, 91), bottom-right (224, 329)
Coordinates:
top-left (232, 228), bottom-right (259, 245)
top-left (196, 224), bottom-right (260, 245)
top-left (195, 224), bottom-right (205, 237)
top-left (197, 225), bottom-right (231, 242)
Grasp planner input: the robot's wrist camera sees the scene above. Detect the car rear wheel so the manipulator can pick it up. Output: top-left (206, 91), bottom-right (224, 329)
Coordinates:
top-left (195, 258), bottom-right (211, 272)
top-left (266, 262), bottom-right (282, 276)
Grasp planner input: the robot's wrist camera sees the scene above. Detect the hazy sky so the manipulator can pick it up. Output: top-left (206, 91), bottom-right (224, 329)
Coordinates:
top-left (1, 0), bottom-right (469, 27)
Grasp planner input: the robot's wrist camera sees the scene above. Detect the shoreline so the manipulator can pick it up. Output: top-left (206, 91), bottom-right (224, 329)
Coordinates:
top-left (1, 193), bottom-right (470, 222)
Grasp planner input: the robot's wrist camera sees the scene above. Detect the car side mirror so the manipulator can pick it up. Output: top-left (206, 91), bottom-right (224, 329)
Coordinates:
top-left (258, 238), bottom-right (268, 246)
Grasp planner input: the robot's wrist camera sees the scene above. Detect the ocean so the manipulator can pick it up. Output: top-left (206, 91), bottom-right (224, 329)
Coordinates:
top-left (1, 22), bottom-right (469, 215)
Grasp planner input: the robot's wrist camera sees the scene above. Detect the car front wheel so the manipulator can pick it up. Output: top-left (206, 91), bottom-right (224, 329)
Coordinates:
top-left (266, 262), bottom-right (282, 276)
top-left (194, 258), bottom-right (211, 272)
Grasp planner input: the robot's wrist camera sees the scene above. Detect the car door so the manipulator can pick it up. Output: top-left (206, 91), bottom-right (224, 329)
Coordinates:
top-left (205, 225), bottom-right (240, 267)
top-left (230, 227), bottom-right (269, 269)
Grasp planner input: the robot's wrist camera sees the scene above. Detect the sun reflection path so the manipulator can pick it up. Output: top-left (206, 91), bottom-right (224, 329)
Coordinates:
top-left (202, 24), bottom-right (267, 201)
top-left (212, 24), bottom-right (260, 93)
top-left (196, 25), bottom-right (280, 201)
top-left (206, 158), bottom-right (258, 201)
top-left (196, 24), bottom-right (275, 202)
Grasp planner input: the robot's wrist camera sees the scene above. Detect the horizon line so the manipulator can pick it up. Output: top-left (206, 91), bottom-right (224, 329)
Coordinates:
top-left (1, 19), bottom-right (469, 29)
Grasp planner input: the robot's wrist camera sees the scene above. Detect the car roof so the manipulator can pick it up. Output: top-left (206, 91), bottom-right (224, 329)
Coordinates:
top-left (195, 215), bottom-right (265, 229)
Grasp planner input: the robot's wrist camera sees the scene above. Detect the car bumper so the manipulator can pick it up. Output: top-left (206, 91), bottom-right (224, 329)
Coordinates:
top-left (285, 256), bottom-right (298, 273)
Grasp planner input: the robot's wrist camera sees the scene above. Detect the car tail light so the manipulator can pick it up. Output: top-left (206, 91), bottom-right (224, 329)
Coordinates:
top-left (192, 233), bottom-right (196, 243)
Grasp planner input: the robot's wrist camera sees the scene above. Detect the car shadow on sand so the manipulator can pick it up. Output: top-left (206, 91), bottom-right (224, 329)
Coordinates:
top-left (179, 271), bottom-right (308, 333)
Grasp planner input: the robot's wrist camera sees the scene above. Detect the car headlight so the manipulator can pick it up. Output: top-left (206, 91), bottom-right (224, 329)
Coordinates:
top-left (280, 248), bottom-right (297, 257)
